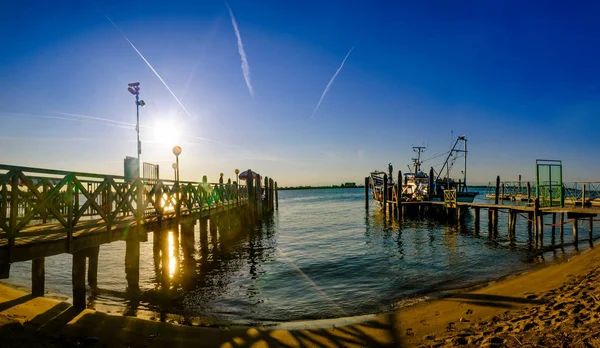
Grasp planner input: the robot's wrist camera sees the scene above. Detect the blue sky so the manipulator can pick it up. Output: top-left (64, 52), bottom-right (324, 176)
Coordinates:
top-left (1, 1), bottom-right (600, 185)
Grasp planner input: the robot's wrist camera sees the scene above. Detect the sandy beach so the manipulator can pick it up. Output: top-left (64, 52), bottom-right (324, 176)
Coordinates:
top-left (1, 243), bottom-right (599, 347)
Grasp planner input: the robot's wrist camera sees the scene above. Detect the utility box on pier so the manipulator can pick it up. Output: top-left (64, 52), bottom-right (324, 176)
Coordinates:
top-left (124, 156), bottom-right (139, 183)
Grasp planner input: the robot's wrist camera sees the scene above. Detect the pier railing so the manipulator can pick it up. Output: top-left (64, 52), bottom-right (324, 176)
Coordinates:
top-left (0, 164), bottom-right (248, 242)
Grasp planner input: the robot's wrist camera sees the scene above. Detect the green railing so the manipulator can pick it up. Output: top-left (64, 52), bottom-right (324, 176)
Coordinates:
top-left (0, 164), bottom-right (248, 241)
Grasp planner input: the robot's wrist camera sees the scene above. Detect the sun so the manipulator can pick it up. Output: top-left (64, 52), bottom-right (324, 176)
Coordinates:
top-left (153, 120), bottom-right (180, 147)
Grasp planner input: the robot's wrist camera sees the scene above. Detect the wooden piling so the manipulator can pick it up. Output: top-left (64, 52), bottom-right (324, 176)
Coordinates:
top-left (125, 236), bottom-right (140, 292)
top-left (573, 219), bottom-right (579, 244)
top-left (32, 258), bottom-right (45, 297)
top-left (364, 177), bottom-right (369, 209)
top-left (582, 184), bottom-right (586, 207)
top-left (72, 250), bottom-right (86, 309)
top-left (383, 174), bottom-right (388, 217)
top-left (87, 246), bottom-right (99, 290)
top-left (527, 182), bottom-right (531, 203)
top-left (275, 181), bottom-right (278, 210)
top-left (494, 176), bottom-right (500, 205)
top-left (551, 213), bottom-right (556, 243)
top-left (269, 178), bottom-right (274, 212)
top-left (264, 177), bottom-right (269, 214)
top-left (589, 217), bottom-right (593, 242)
top-left (397, 171), bottom-right (403, 220)
top-left (246, 170), bottom-right (255, 218)
top-left (560, 213), bottom-right (564, 243)
top-left (538, 214), bottom-right (544, 246)
top-left (474, 207), bottom-right (480, 229)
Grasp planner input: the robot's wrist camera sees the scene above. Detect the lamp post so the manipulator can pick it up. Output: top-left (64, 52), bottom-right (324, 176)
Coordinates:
top-left (172, 163), bottom-right (178, 181)
top-left (172, 146), bottom-right (182, 182)
top-left (127, 82), bottom-right (145, 177)
top-left (235, 169), bottom-right (240, 204)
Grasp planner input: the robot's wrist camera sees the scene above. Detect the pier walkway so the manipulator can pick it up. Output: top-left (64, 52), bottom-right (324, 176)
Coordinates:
top-left (0, 164), bottom-right (278, 308)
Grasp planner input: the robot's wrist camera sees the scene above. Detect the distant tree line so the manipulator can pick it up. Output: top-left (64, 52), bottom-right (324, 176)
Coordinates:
top-left (279, 182), bottom-right (363, 190)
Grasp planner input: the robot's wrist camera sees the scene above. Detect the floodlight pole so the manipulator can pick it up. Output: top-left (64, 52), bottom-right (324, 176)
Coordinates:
top-left (136, 92), bottom-right (140, 175)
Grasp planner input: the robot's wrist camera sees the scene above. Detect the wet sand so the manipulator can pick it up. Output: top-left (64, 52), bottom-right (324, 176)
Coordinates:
top-left (1, 244), bottom-right (599, 347)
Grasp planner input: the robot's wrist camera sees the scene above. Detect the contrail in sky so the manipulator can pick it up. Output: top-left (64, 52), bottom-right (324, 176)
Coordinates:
top-left (226, 3), bottom-right (254, 97)
top-left (311, 46), bottom-right (355, 119)
top-left (102, 13), bottom-right (194, 119)
top-left (53, 111), bottom-right (133, 127)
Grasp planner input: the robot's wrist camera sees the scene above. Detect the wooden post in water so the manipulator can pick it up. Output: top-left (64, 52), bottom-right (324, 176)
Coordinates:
top-left (264, 177), bottom-right (269, 214)
top-left (527, 182), bottom-right (531, 203)
top-left (32, 258), bottom-right (45, 297)
top-left (397, 171), bottom-right (403, 220)
top-left (383, 174), bottom-right (388, 217)
top-left (538, 214), bottom-right (544, 247)
top-left (72, 250), bottom-right (86, 309)
top-left (269, 178), bottom-right (274, 212)
top-left (87, 246), bottom-right (99, 290)
top-left (582, 184), bottom-right (586, 207)
top-left (533, 198), bottom-right (539, 244)
top-left (560, 213), bottom-right (564, 243)
top-left (551, 213), bottom-right (556, 243)
top-left (275, 181), bottom-right (279, 210)
top-left (474, 207), bottom-right (480, 230)
top-left (365, 177), bottom-right (369, 210)
top-left (125, 237), bottom-right (140, 292)
top-left (573, 218), bottom-right (579, 244)
top-left (589, 217), bottom-right (593, 242)
top-left (246, 170), bottom-right (255, 219)
top-left (495, 176), bottom-right (500, 205)
top-left (518, 175), bottom-right (522, 196)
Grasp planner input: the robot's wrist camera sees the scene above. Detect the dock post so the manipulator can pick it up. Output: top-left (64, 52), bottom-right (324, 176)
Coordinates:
top-left (560, 213), bottom-right (564, 243)
top-left (582, 184), bottom-right (586, 207)
top-left (589, 217), bottom-right (593, 242)
top-left (269, 178), bottom-right (274, 212)
top-left (275, 181), bottom-right (278, 210)
top-left (507, 210), bottom-right (512, 239)
top-left (501, 183), bottom-right (505, 201)
top-left (538, 214), bottom-right (544, 247)
top-left (527, 182), bottom-right (531, 203)
top-left (264, 177), bottom-right (269, 214)
top-left (245, 170), bottom-right (255, 219)
top-left (72, 250), bottom-right (87, 309)
top-left (494, 176), bottom-right (500, 205)
top-left (474, 207), bottom-right (480, 231)
top-left (364, 177), bottom-right (369, 210)
top-left (32, 258), bottom-right (45, 297)
top-left (551, 213), bottom-right (556, 244)
top-left (573, 218), bottom-right (579, 244)
top-left (87, 246), bottom-right (99, 290)
top-left (125, 236), bottom-right (140, 293)
top-left (533, 198), bottom-right (539, 245)
top-left (397, 171), bottom-right (403, 220)
top-left (383, 174), bottom-right (388, 217)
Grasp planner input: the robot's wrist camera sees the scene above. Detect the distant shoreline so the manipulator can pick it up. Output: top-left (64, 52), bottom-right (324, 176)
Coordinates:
top-left (278, 186), bottom-right (364, 191)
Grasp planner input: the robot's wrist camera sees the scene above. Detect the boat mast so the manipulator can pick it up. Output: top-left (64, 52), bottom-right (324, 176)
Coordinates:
top-left (412, 146), bottom-right (425, 173)
top-left (435, 135), bottom-right (467, 182)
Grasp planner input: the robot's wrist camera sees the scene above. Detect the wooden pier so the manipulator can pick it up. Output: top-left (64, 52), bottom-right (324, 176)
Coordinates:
top-left (0, 164), bottom-right (278, 308)
top-left (366, 174), bottom-right (599, 248)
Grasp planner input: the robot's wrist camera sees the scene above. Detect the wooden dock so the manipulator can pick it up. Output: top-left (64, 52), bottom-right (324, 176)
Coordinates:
top-left (365, 174), bottom-right (599, 249)
top-left (0, 164), bottom-right (278, 308)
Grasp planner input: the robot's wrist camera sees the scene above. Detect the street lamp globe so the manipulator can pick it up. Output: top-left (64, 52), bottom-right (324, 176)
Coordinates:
top-left (172, 146), bottom-right (182, 156)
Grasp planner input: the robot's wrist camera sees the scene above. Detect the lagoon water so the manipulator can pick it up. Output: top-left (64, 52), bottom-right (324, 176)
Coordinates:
top-left (4, 188), bottom-right (598, 324)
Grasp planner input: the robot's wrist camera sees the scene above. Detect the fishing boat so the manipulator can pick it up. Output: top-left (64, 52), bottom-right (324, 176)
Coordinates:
top-left (369, 135), bottom-right (478, 207)
top-left (369, 164), bottom-right (396, 208)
